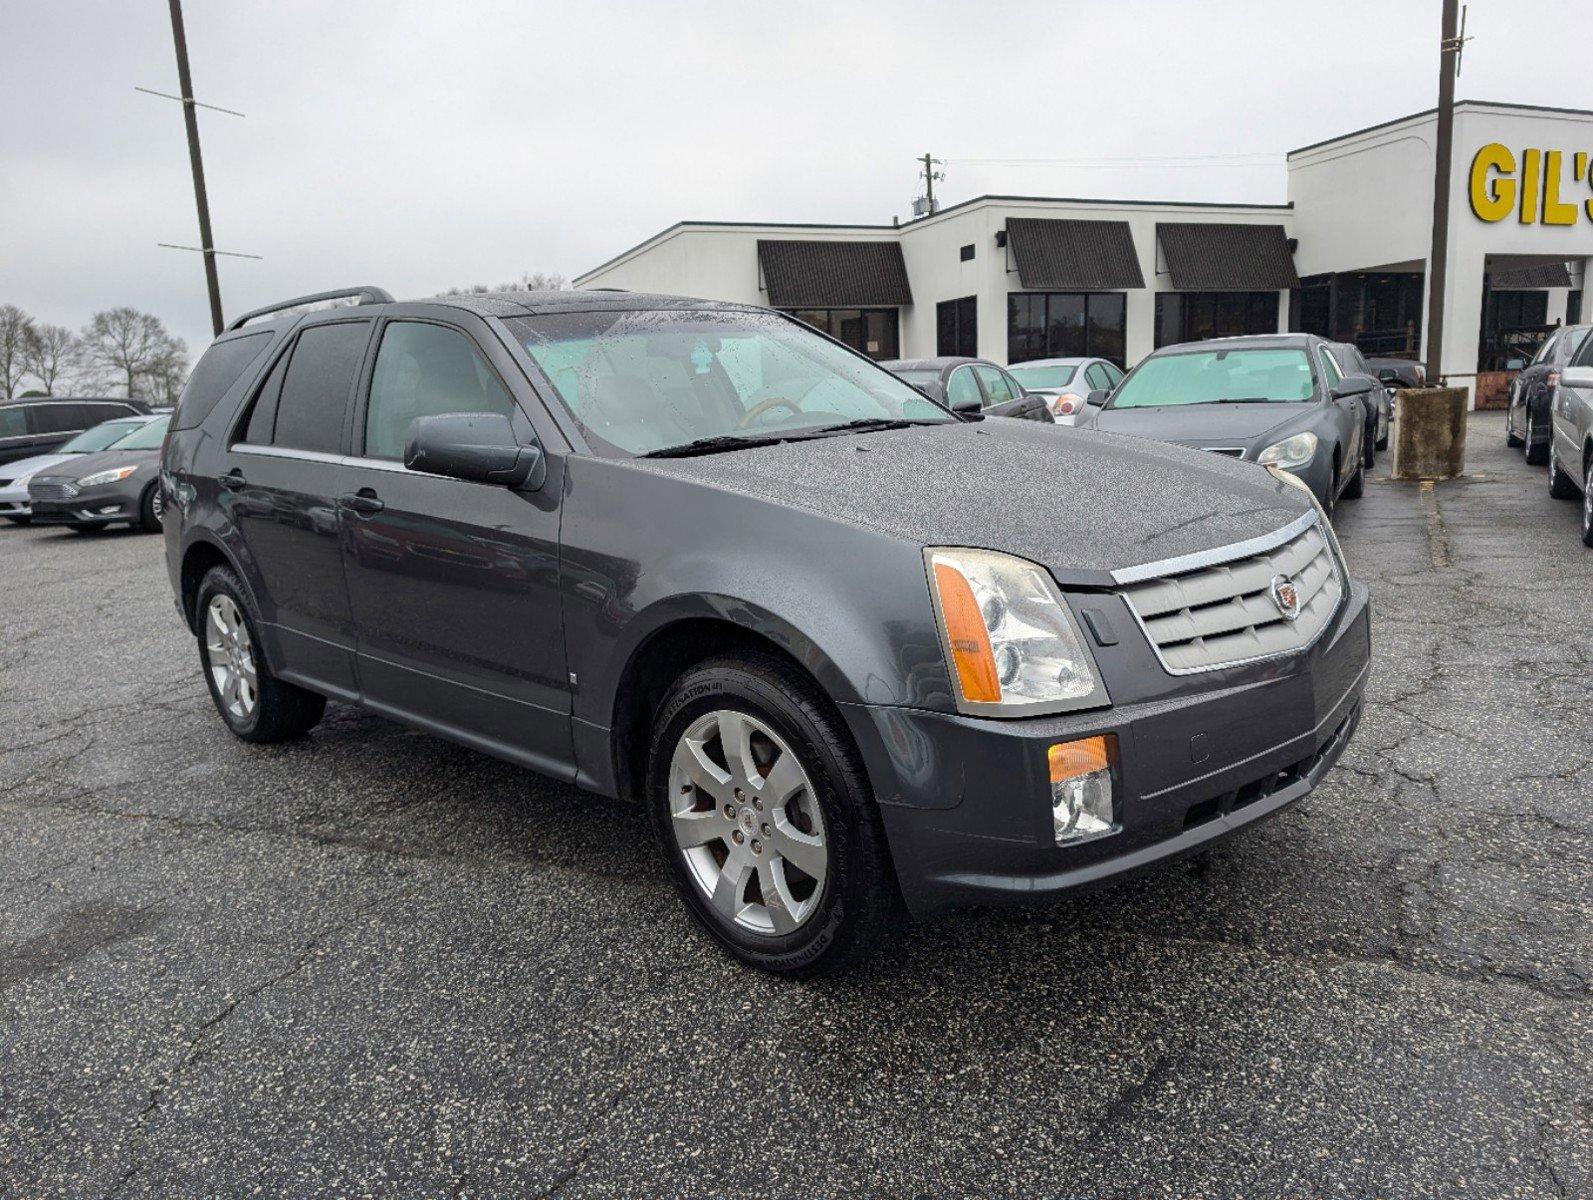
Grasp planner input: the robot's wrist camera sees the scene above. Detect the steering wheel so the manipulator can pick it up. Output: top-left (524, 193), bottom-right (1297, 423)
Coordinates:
top-left (737, 396), bottom-right (805, 428)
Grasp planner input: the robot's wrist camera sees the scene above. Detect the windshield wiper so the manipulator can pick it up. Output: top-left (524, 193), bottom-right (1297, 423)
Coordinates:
top-left (640, 433), bottom-right (793, 459)
top-left (796, 417), bottom-right (945, 437)
top-left (1207, 397), bottom-right (1278, 404)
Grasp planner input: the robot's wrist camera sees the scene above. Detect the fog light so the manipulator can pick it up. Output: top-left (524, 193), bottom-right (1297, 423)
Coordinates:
top-left (1049, 735), bottom-right (1119, 845)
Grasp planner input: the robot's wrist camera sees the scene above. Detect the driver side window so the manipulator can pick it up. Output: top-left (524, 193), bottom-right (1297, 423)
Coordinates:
top-left (364, 322), bottom-right (516, 461)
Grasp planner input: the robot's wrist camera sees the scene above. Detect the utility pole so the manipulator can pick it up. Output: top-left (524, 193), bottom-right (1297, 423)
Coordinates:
top-left (1424, 0), bottom-right (1463, 384)
top-left (914, 153), bottom-right (944, 218)
top-left (168, 0), bottom-right (224, 336)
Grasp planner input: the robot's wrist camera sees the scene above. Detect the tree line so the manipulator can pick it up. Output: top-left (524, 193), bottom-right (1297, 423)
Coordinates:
top-left (0, 305), bottom-right (188, 404)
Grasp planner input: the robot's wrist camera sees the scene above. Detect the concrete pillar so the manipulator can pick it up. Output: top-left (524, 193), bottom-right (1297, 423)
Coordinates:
top-left (1438, 248), bottom-right (1486, 406)
top-left (1545, 288), bottom-right (1569, 328)
top-left (1125, 288), bottom-right (1156, 367)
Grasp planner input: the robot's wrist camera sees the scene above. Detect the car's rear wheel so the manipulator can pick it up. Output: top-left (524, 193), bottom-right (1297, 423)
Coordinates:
top-left (647, 653), bottom-right (902, 976)
top-left (1549, 448), bottom-right (1578, 499)
top-left (138, 482), bottom-right (163, 532)
top-left (1525, 409), bottom-right (1549, 466)
top-left (195, 565), bottom-right (326, 742)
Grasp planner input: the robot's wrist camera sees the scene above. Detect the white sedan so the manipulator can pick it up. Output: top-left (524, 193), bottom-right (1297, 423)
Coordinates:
top-left (1006, 356), bottom-right (1125, 425)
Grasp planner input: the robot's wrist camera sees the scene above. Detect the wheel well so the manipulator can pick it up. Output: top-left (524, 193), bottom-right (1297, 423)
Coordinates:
top-left (609, 618), bottom-right (842, 805)
top-left (179, 542), bottom-right (231, 632)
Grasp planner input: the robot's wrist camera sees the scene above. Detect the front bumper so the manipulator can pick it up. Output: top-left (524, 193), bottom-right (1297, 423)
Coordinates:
top-left (0, 485), bottom-right (29, 518)
top-left (845, 581), bottom-right (1371, 917)
top-left (28, 493), bottom-right (139, 526)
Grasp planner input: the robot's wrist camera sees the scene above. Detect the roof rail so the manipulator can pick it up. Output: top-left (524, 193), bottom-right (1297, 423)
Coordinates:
top-left (225, 286), bottom-right (395, 332)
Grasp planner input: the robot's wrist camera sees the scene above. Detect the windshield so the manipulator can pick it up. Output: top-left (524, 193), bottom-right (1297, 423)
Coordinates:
top-left (1109, 348), bottom-right (1315, 409)
top-left (110, 414), bottom-right (171, 450)
top-left (58, 418), bottom-right (149, 453)
top-left (1008, 363), bottom-right (1079, 389)
top-left (505, 310), bottom-right (955, 457)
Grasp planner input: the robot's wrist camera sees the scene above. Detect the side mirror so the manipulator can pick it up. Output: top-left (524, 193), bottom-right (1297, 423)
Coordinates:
top-left (405, 412), bottom-right (545, 489)
top-left (1505, 357), bottom-right (1527, 371)
top-left (949, 394), bottom-right (982, 414)
top-left (1376, 368), bottom-right (1398, 383)
top-left (1331, 378), bottom-right (1373, 400)
top-left (1559, 366), bottom-right (1593, 389)
top-left (1085, 389), bottom-right (1110, 407)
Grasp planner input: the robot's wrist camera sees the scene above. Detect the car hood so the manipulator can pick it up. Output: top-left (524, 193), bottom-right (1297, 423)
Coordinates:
top-left (31, 447), bottom-right (159, 482)
top-left (632, 418), bottom-right (1313, 585)
top-left (0, 451), bottom-right (76, 484)
top-left (1089, 402), bottom-right (1318, 446)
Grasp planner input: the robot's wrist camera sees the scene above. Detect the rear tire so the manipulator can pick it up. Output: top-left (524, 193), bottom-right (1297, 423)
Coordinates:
top-left (1342, 454), bottom-right (1365, 500)
top-left (1549, 448), bottom-right (1578, 500)
top-left (646, 652), bottom-right (903, 977)
top-left (1362, 423), bottom-right (1376, 468)
top-left (195, 565), bottom-right (326, 743)
top-left (1525, 410), bottom-right (1549, 466)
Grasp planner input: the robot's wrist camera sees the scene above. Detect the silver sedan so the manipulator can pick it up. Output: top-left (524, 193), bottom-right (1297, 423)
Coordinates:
top-left (1006, 357), bottom-right (1125, 425)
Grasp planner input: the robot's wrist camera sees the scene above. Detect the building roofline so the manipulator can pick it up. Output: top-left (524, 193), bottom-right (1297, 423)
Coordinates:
top-left (1288, 99), bottom-right (1593, 157)
top-left (575, 195), bottom-right (1294, 284)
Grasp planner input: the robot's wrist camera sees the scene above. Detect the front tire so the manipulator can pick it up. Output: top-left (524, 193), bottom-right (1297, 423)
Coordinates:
top-left (138, 482), bottom-right (163, 532)
top-left (1343, 454), bottom-right (1365, 500)
top-left (647, 653), bottom-right (902, 977)
top-left (195, 565), bottom-right (326, 743)
top-left (1525, 409), bottom-right (1549, 466)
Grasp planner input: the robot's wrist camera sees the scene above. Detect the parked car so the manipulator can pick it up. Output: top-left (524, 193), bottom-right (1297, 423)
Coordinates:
top-left (1324, 341), bottom-right (1392, 457)
top-left (1507, 323), bottom-right (1590, 465)
top-left (880, 357), bottom-right (1052, 422)
top-left (162, 286), bottom-right (1370, 976)
top-left (0, 414), bottom-right (162, 524)
top-left (1366, 357), bottom-right (1425, 390)
top-left (0, 397), bottom-right (150, 468)
top-left (1547, 334), bottom-right (1593, 546)
top-left (27, 413), bottom-right (172, 533)
top-left (1006, 357), bottom-right (1124, 425)
top-left (1082, 334), bottom-right (1372, 514)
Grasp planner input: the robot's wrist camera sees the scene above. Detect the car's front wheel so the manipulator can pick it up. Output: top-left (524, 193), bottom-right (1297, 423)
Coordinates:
top-left (647, 653), bottom-right (902, 976)
top-left (195, 565), bottom-right (326, 742)
top-left (1549, 447), bottom-right (1579, 500)
top-left (1525, 409), bottom-right (1549, 466)
top-left (139, 482), bottom-right (163, 532)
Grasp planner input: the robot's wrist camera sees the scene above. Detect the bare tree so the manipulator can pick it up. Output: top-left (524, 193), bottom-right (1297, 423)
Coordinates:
top-left (22, 324), bottom-right (79, 395)
top-left (80, 308), bottom-right (177, 398)
top-left (441, 271), bottom-right (567, 296)
top-left (0, 304), bottom-right (35, 399)
top-left (139, 335), bottom-right (189, 407)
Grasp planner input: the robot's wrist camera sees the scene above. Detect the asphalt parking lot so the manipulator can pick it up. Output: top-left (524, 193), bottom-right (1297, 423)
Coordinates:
top-left (1, 411), bottom-right (1587, 1199)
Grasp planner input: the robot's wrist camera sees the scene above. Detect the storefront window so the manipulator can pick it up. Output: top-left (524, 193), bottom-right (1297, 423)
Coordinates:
top-left (1155, 292), bottom-right (1279, 348)
top-left (1290, 272), bottom-right (1423, 357)
top-left (937, 296), bottom-right (977, 357)
top-left (782, 308), bottom-right (899, 360)
top-left (1007, 293), bottom-right (1126, 366)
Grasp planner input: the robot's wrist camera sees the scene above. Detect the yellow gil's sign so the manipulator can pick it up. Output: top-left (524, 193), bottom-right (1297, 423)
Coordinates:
top-left (1469, 143), bottom-right (1593, 225)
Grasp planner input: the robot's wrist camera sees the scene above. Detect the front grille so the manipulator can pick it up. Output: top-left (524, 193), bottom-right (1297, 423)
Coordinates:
top-left (1119, 520), bottom-right (1343, 673)
top-left (29, 481), bottom-right (77, 500)
top-left (1182, 707), bottom-right (1358, 829)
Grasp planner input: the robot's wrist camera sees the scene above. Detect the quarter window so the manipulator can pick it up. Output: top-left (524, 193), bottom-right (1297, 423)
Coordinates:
top-left (174, 331), bottom-right (271, 430)
top-left (364, 322), bottom-right (517, 461)
top-left (270, 322), bottom-right (370, 454)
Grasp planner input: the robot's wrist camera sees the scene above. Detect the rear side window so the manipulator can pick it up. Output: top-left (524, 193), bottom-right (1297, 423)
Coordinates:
top-left (0, 409), bottom-right (25, 438)
top-left (242, 350), bottom-right (291, 445)
top-left (268, 322), bottom-right (370, 454)
top-left (28, 403), bottom-right (88, 434)
top-left (173, 332), bottom-right (271, 430)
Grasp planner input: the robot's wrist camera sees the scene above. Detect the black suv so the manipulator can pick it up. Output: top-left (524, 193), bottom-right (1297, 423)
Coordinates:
top-left (164, 286), bottom-right (1371, 975)
top-left (0, 397), bottom-right (149, 467)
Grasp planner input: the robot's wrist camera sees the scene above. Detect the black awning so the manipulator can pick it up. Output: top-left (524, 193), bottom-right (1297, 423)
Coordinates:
top-left (1489, 261), bottom-right (1574, 289)
top-left (756, 240), bottom-right (913, 308)
top-left (1005, 218), bottom-right (1145, 290)
top-left (1157, 222), bottom-right (1299, 290)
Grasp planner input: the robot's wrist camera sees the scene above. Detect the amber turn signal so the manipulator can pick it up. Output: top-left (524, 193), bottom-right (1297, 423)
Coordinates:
top-left (932, 561), bottom-right (1001, 703)
top-left (1049, 735), bottom-right (1111, 783)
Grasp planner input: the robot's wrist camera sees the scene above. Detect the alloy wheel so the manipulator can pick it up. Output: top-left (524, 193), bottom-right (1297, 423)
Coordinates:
top-left (151, 487), bottom-right (164, 521)
top-left (1584, 461), bottom-right (1593, 543)
top-left (205, 594), bottom-right (258, 721)
top-left (667, 708), bottom-right (828, 936)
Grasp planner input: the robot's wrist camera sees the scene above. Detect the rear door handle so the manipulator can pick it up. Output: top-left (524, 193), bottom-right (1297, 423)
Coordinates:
top-left (219, 469), bottom-right (246, 491)
top-left (340, 488), bottom-right (384, 515)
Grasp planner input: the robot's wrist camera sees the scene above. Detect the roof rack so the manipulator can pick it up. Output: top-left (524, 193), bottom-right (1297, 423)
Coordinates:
top-left (225, 286), bottom-right (394, 332)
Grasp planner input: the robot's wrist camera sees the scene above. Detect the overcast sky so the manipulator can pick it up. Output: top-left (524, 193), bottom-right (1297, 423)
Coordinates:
top-left (3, 0), bottom-right (1590, 357)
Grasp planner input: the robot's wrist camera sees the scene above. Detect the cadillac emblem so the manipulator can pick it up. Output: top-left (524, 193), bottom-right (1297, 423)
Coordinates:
top-left (1269, 573), bottom-right (1302, 621)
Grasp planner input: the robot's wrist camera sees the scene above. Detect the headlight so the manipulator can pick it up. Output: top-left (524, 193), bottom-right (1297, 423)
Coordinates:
top-left (924, 547), bottom-right (1106, 716)
top-left (76, 466), bottom-right (138, 488)
top-left (1256, 431), bottom-right (1319, 470)
top-left (10, 471), bottom-right (35, 489)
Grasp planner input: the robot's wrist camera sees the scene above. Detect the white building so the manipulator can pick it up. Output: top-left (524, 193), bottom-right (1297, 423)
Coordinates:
top-left (574, 101), bottom-right (1593, 403)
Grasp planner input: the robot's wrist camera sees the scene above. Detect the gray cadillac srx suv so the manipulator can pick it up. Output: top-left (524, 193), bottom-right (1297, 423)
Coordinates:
top-left (163, 286), bottom-right (1371, 975)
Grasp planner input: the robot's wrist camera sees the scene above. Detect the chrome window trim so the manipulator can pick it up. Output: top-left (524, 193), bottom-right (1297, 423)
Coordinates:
top-left (1110, 509), bottom-right (1319, 586)
top-left (231, 444), bottom-right (346, 466)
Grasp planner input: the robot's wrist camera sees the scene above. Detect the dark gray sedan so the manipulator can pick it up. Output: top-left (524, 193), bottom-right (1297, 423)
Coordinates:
top-left (1084, 334), bottom-right (1372, 514)
top-left (27, 413), bottom-right (171, 532)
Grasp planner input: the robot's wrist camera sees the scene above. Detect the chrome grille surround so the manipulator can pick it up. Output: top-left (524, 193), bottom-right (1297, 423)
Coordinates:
top-left (1113, 511), bottom-right (1344, 674)
top-left (29, 481), bottom-right (78, 500)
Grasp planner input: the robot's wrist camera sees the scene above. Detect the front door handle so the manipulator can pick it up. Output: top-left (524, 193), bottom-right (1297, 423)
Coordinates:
top-left (219, 469), bottom-right (246, 492)
top-left (340, 488), bottom-right (384, 515)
